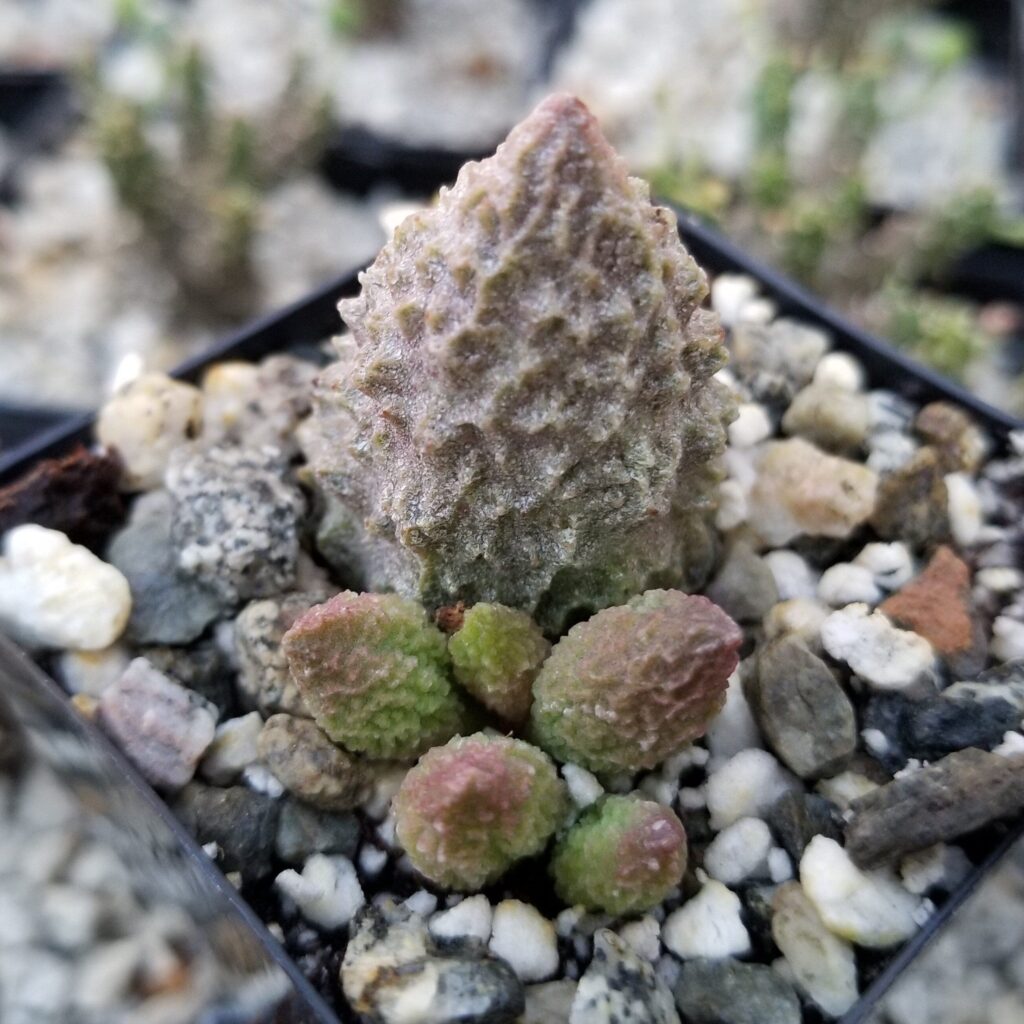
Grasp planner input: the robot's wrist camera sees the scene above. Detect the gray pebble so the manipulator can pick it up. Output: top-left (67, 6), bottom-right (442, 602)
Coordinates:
top-left (105, 490), bottom-right (222, 645)
top-left (673, 959), bottom-right (801, 1024)
top-left (752, 635), bottom-right (857, 779)
top-left (275, 800), bottom-right (361, 864)
top-left (706, 542), bottom-right (779, 624)
top-left (766, 791), bottom-right (844, 863)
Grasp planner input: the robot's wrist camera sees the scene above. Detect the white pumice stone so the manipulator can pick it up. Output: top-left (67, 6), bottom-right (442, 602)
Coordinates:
top-left (706, 749), bottom-right (798, 830)
top-left (430, 895), bottom-right (493, 945)
top-left (678, 787), bottom-right (707, 811)
top-left (562, 764), bottom-right (604, 810)
top-left (817, 564), bottom-right (883, 607)
top-left (821, 604), bottom-right (934, 691)
top-left (703, 817), bottom-right (773, 885)
top-left (768, 848), bottom-right (794, 883)
top-left (715, 479), bottom-right (748, 531)
top-left (729, 403), bottom-right (773, 448)
top-left (274, 855), bottom-right (364, 930)
top-left (945, 472), bottom-right (983, 546)
top-left (711, 273), bottom-right (759, 327)
top-left (763, 598), bottom-right (830, 650)
top-left (662, 877), bottom-right (751, 960)
top-left (96, 372), bottom-right (203, 490)
top-left (706, 671), bottom-right (762, 766)
top-left (241, 764), bottom-right (285, 799)
top-left (638, 773), bottom-right (677, 806)
top-left (55, 645), bottom-right (131, 697)
top-left (200, 711), bottom-right (263, 785)
top-left (976, 567), bottom-right (1024, 593)
top-left (991, 616), bottom-right (1024, 662)
top-left (899, 844), bottom-right (971, 896)
top-left (403, 890), bottom-right (438, 917)
top-left (489, 900), bottom-right (559, 982)
top-left (853, 542), bottom-right (915, 591)
top-left (994, 731), bottom-right (1024, 757)
top-left (815, 771), bottom-right (880, 809)
top-left (738, 297), bottom-right (777, 324)
top-left (616, 916), bottom-right (661, 962)
top-left (357, 844), bottom-right (388, 879)
top-left (800, 837), bottom-right (924, 948)
top-left (764, 550), bottom-right (820, 601)
top-left (0, 525), bottom-right (132, 651)
top-left (866, 430), bottom-right (918, 474)
top-left (813, 351), bottom-right (865, 392)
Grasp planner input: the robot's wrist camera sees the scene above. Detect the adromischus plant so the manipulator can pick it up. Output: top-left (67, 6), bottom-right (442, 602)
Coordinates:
top-left (393, 733), bottom-right (568, 890)
top-left (530, 589), bottom-right (742, 774)
top-left (550, 795), bottom-right (688, 915)
top-left (301, 92), bottom-right (733, 633)
top-left (281, 591), bottom-right (467, 760)
top-left (447, 602), bottom-right (550, 725)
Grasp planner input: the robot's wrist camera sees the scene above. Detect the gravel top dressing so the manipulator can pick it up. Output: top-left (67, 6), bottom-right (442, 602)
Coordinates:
top-left (0, 94), bottom-right (1023, 1024)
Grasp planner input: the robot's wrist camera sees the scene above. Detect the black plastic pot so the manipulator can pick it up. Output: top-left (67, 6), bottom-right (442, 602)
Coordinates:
top-left (0, 211), bottom-right (1022, 1024)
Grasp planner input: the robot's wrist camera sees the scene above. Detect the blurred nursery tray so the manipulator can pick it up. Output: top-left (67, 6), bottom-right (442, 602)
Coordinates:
top-left (0, 69), bottom-right (74, 203)
top-left (0, 207), bottom-right (1022, 1024)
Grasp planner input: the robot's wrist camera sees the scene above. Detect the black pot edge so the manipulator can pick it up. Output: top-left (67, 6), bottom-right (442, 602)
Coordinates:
top-left (0, 207), bottom-right (1021, 1022)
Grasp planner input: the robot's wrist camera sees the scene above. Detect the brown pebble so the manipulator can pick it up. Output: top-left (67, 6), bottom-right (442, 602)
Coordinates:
top-left (435, 602), bottom-right (466, 634)
top-left (845, 748), bottom-right (1024, 867)
top-left (0, 446), bottom-right (125, 552)
top-left (869, 446), bottom-right (950, 549)
top-left (913, 402), bottom-right (986, 473)
top-left (880, 546), bottom-right (986, 676)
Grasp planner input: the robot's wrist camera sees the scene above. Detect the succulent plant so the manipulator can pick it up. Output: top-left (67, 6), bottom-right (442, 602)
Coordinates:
top-left (301, 93), bottom-right (733, 633)
top-left (281, 591), bottom-right (467, 760)
top-left (447, 603), bottom-right (550, 725)
top-left (394, 733), bottom-right (568, 890)
top-left (550, 795), bottom-right (687, 915)
top-left (530, 589), bottom-right (742, 774)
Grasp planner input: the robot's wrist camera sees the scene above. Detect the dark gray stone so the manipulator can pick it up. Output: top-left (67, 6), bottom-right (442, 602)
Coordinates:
top-left (673, 960), bottom-right (800, 1024)
top-left (846, 748), bottom-right (1024, 867)
top-left (275, 799), bottom-right (361, 864)
top-left (706, 543), bottom-right (779, 624)
top-left (174, 782), bottom-right (281, 880)
top-left (106, 490), bottom-right (222, 644)
top-left (767, 791), bottom-right (844, 862)
top-left (140, 638), bottom-right (236, 718)
top-left (752, 636), bottom-right (857, 779)
top-left (863, 692), bottom-right (1021, 772)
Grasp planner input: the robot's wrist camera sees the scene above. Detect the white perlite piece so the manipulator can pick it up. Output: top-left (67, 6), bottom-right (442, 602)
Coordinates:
top-left (768, 848), bottom-right (794, 883)
top-left (800, 837), bottom-right (924, 949)
top-left (764, 550), bottom-right (820, 601)
top-left (899, 844), bottom-right (972, 896)
top-left (703, 817), bottom-right (773, 885)
top-left (853, 542), bottom-right (914, 591)
top-left (662, 878), bottom-right (751, 960)
top-left (489, 900), bottom-right (559, 982)
top-left (772, 882), bottom-right (859, 1018)
top-left (403, 891), bottom-right (438, 917)
top-left (200, 711), bottom-right (263, 785)
top-left (562, 764), bottom-right (604, 811)
top-left (429, 895), bottom-right (493, 945)
top-left (706, 671), bottom-right (762, 766)
top-left (706, 749), bottom-right (797, 830)
top-left (817, 564), bottom-right (882, 607)
top-left (821, 604), bottom-right (934, 690)
top-left (991, 616), bottom-right (1024, 662)
top-left (710, 273), bottom-right (759, 328)
top-left (945, 472), bottom-right (982, 547)
top-left (617, 916), bottom-right (661, 962)
top-left (0, 525), bottom-right (131, 651)
top-left (55, 645), bottom-right (131, 697)
top-left (274, 855), bottom-right (364, 930)
top-left (994, 731), bottom-right (1024, 757)
top-left (728, 403), bottom-right (773, 448)
top-left (812, 352), bottom-right (865, 392)
top-left (96, 372), bottom-right (203, 491)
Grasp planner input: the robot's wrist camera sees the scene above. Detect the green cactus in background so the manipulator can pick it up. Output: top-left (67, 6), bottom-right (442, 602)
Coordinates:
top-left (282, 591), bottom-right (468, 760)
top-left (394, 733), bottom-right (568, 890)
top-left (551, 795), bottom-right (687, 915)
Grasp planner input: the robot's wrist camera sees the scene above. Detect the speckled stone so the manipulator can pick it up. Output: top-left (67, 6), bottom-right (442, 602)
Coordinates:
top-left (167, 444), bottom-right (304, 607)
top-left (673, 960), bottom-right (801, 1024)
top-left (570, 929), bottom-right (679, 1024)
top-left (870, 447), bottom-right (951, 549)
top-left (274, 800), bottom-right (361, 864)
top-left (767, 791), bottom-right (845, 862)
